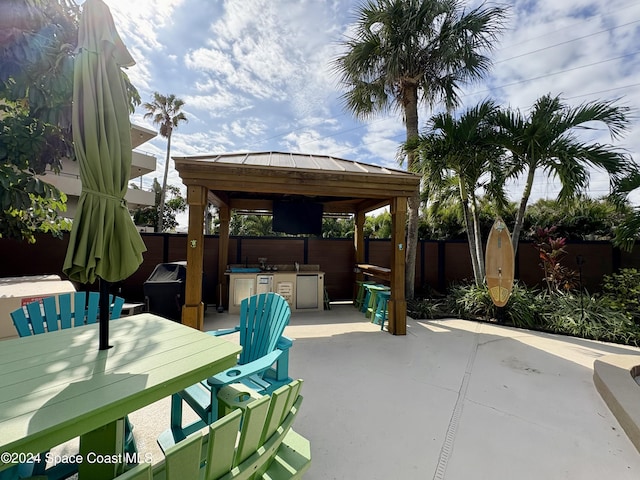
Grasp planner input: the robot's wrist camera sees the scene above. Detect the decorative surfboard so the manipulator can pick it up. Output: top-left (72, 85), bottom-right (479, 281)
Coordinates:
top-left (485, 218), bottom-right (515, 307)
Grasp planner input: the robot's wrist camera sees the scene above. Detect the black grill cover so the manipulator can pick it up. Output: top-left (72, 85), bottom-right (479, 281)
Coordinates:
top-left (143, 262), bottom-right (187, 322)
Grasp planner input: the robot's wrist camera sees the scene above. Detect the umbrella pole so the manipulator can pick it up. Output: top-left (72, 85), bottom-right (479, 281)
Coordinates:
top-left (99, 278), bottom-right (111, 350)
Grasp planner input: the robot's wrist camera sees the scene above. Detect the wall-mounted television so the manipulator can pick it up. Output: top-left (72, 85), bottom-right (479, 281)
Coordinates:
top-left (272, 200), bottom-right (323, 235)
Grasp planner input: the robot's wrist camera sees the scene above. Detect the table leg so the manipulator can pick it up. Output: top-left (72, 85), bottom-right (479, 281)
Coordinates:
top-left (78, 418), bottom-right (125, 479)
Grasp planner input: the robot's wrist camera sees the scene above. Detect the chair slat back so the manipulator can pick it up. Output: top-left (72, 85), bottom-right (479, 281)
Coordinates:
top-left (59, 292), bottom-right (74, 329)
top-left (238, 293), bottom-right (291, 365)
top-left (85, 291), bottom-right (100, 324)
top-left (10, 308), bottom-right (32, 337)
top-left (235, 394), bottom-right (271, 466)
top-left (114, 463), bottom-right (153, 480)
top-left (73, 291), bottom-right (87, 327)
top-left (261, 379), bottom-right (302, 444)
top-left (160, 380), bottom-right (304, 480)
top-left (10, 292), bottom-right (126, 337)
top-left (165, 429), bottom-right (202, 480)
top-left (204, 409), bottom-right (243, 479)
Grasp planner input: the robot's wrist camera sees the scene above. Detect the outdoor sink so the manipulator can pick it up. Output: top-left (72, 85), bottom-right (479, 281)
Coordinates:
top-left (229, 267), bottom-right (261, 273)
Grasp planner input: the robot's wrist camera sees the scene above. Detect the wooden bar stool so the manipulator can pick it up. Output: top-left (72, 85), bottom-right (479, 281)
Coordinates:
top-left (365, 284), bottom-right (389, 319)
top-left (354, 280), bottom-right (375, 310)
top-left (373, 290), bottom-right (391, 330)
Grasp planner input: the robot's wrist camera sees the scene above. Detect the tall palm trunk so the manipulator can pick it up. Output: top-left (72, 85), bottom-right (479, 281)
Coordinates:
top-left (158, 130), bottom-right (172, 232)
top-left (459, 183), bottom-right (482, 285)
top-left (404, 85), bottom-right (420, 299)
top-left (470, 195), bottom-right (485, 281)
top-left (511, 162), bottom-right (536, 255)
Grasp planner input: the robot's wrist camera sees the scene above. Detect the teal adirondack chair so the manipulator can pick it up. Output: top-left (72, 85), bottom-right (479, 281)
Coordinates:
top-left (120, 380), bottom-right (310, 480)
top-left (10, 291), bottom-right (124, 336)
top-left (8, 291), bottom-right (132, 480)
top-left (164, 292), bottom-right (293, 445)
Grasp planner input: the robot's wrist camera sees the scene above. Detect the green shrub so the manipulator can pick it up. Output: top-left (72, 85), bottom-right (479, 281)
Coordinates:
top-left (444, 281), bottom-right (541, 329)
top-left (407, 298), bottom-right (446, 319)
top-left (424, 281), bottom-right (640, 346)
top-left (599, 268), bottom-right (640, 324)
top-left (539, 291), bottom-right (640, 346)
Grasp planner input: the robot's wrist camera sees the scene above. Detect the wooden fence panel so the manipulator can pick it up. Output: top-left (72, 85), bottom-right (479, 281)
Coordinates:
top-left (0, 234), bottom-right (626, 303)
top-left (308, 238), bottom-right (354, 301)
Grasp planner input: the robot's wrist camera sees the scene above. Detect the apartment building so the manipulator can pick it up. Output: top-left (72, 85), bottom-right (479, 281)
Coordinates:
top-left (37, 123), bottom-right (158, 218)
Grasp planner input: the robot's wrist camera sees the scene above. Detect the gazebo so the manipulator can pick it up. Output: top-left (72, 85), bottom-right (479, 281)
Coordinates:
top-left (173, 151), bottom-right (420, 335)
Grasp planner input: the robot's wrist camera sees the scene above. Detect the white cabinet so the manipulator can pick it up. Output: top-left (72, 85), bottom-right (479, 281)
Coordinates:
top-left (296, 274), bottom-right (324, 310)
top-left (275, 273), bottom-right (296, 308)
top-left (233, 277), bottom-right (255, 307)
top-left (227, 271), bottom-right (324, 313)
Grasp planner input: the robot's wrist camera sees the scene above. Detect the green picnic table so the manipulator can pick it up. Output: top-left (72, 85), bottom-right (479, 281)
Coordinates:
top-left (0, 313), bottom-right (241, 479)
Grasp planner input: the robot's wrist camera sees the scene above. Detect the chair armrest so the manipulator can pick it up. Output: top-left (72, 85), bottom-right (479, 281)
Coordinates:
top-left (277, 335), bottom-right (293, 350)
top-left (207, 326), bottom-right (240, 337)
top-left (207, 349), bottom-right (283, 388)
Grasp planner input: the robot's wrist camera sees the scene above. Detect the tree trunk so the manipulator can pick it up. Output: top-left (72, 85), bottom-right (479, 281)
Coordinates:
top-left (404, 86), bottom-right (420, 299)
top-left (470, 195), bottom-right (485, 281)
top-left (511, 162), bottom-right (536, 256)
top-left (158, 130), bottom-right (172, 232)
top-left (462, 199), bottom-right (480, 284)
top-left (459, 179), bottom-right (482, 285)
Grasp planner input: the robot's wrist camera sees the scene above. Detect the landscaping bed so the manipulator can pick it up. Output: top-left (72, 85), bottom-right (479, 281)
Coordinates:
top-left (408, 269), bottom-right (640, 347)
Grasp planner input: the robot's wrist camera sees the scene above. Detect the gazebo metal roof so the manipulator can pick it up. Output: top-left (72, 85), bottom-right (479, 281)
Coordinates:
top-left (173, 151), bottom-right (420, 214)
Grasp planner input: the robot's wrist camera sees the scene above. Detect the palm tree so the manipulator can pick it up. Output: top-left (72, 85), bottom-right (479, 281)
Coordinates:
top-left (494, 93), bottom-right (634, 255)
top-left (333, 0), bottom-right (507, 298)
top-left (142, 92), bottom-right (187, 232)
top-left (415, 100), bottom-right (507, 284)
top-left (364, 210), bottom-right (393, 238)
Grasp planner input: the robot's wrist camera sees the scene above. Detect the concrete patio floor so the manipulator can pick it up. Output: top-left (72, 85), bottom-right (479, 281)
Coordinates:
top-left (124, 304), bottom-right (640, 480)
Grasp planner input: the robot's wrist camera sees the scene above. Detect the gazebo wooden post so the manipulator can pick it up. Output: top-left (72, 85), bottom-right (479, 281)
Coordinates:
top-left (182, 185), bottom-right (207, 330)
top-left (354, 209), bottom-right (366, 300)
top-left (388, 196), bottom-right (407, 335)
top-left (217, 204), bottom-right (231, 310)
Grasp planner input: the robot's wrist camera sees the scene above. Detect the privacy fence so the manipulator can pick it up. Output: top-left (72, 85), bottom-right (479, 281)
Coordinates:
top-left (2, 233), bottom-right (640, 304)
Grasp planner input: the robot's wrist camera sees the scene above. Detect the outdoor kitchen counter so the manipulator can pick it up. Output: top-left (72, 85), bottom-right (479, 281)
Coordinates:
top-left (226, 268), bottom-right (324, 314)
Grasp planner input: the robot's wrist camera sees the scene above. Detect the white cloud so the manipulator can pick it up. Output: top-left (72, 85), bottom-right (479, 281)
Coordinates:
top-left (96, 0), bottom-right (640, 228)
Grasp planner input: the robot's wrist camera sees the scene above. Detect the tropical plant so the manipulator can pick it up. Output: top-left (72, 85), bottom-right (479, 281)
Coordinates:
top-left (0, 0), bottom-right (77, 241)
top-left (439, 281), bottom-right (640, 344)
top-left (530, 226), bottom-right (579, 293)
top-left (205, 203), bottom-right (219, 235)
top-left (229, 214), bottom-right (276, 237)
top-left (414, 100), bottom-right (508, 283)
top-left (407, 297), bottom-right (446, 319)
top-left (539, 291), bottom-right (639, 346)
top-left (364, 210), bottom-right (392, 238)
top-left (609, 170), bottom-right (640, 251)
top-left (419, 194), bottom-right (510, 240)
top-left (322, 217), bottom-right (354, 238)
top-left (522, 196), bottom-right (629, 241)
top-left (333, 0), bottom-right (508, 298)
top-left (444, 280), bottom-right (541, 328)
top-left (599, 269), bottom-right (640, 325)
top-left (130, 179), bottom-right (186, 232)
top-left (0, 0), bottom-right (140, 242)
top-left (493, 93), bottom-right (634, 255)
top-left (142, 92), bottom-right (188, 232)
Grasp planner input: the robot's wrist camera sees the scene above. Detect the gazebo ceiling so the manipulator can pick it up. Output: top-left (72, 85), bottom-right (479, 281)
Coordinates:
top-left (173, 151), bottom-right (420, 214)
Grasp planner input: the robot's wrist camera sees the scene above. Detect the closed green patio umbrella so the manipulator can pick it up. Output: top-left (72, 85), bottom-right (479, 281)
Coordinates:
top-left (63, 0), bottom-right (146, 350)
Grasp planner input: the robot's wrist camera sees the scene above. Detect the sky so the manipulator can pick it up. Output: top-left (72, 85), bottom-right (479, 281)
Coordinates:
top-left (90, 0), bottom-right (640, 228)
